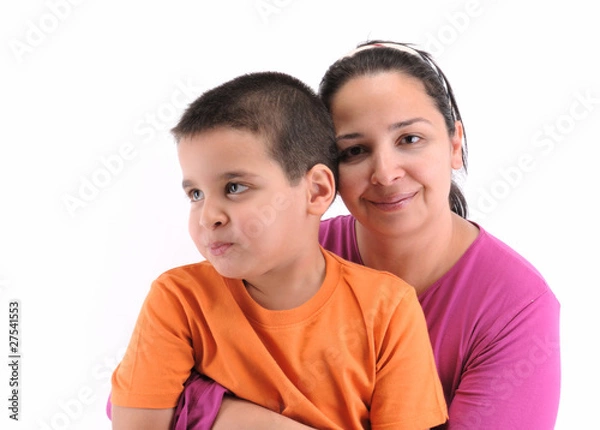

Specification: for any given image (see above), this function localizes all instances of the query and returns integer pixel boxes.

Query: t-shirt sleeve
[370,286,448,429]
[111,275,196,408]
[447,289,560,429]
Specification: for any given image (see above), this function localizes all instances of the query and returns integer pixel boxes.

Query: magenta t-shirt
[319,215,560,429]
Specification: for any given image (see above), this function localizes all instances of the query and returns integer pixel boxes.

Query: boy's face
[178,127,311,281]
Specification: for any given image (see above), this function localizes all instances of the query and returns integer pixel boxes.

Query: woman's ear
[450,121,464,170]
[305,163,336,217]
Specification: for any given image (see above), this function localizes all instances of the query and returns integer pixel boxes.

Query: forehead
[179,127,269,156]
[177,127,282,178]
[331,72,439,122]
[338,72,429,103]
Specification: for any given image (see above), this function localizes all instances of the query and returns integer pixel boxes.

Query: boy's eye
[227,183,248,194]
[189,189,204,202]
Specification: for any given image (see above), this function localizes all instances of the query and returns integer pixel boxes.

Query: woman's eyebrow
[388,117,433,131]
[336,132,363,142]
[336,117,433,142]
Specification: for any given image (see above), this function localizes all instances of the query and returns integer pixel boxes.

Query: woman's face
[330,71,463,237]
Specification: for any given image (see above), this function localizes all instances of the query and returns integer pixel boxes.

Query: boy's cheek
[187,222,204,250]
[192,238,208,259]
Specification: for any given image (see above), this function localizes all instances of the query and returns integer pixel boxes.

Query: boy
[110,72,447,429]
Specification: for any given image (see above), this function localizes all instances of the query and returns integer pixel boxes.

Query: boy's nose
[199,198,228,229]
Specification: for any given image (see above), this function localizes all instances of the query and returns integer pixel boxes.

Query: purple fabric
[106,371,229,430]
[171,371,230,430]
[106,392,112,420]
[319,215,561,430]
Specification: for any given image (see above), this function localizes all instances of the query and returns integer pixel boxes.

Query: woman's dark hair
[319,41,468,218]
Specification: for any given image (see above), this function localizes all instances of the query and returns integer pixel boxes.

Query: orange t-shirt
[111,249,447,429]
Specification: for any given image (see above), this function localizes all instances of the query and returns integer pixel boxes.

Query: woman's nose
[371,149,404,185]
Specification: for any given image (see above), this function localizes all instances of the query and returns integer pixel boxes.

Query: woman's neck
[356,212,478,295]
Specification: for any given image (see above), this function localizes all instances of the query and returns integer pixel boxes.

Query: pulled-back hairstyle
[172,71,338,188]
[319,41,468,218]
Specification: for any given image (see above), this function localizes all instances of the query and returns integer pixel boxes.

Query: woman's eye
[402,135,421,145]
[339,146,366,161]
[227,183,248,194]
[189,189,203,202]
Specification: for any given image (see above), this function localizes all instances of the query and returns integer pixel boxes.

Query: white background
[1,0,598,428]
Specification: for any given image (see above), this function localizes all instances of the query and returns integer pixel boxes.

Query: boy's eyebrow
[181,171,260,189]
[336,117,432,141]
[221,171,260,180]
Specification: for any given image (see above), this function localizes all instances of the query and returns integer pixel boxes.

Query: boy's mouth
[208,242,233,256]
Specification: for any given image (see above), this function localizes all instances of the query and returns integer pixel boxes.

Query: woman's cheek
[337,164,363,199]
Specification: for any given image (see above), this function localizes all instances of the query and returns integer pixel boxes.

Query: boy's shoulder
[141,260,246,315]
[160,259,217,278]
[324,248,414,298]
[152,260,227,295]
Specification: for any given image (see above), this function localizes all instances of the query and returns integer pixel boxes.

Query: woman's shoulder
[423,223,557,320]
[423,224,560,361]
[320,214,354,236]
[319,214,361,263]
[472,225,548,287]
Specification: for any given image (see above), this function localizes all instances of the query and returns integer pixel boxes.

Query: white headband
[341,42,423,60]
[341,42,450,99]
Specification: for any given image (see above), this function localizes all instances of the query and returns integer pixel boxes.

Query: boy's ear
[305,164,336,216]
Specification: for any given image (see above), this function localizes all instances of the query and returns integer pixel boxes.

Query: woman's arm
[447,290,560,429]
[168,373,315,429]
[212,396,316,430]
[111,406,174,430]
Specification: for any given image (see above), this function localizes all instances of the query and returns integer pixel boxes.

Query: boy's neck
[243,247,327,311]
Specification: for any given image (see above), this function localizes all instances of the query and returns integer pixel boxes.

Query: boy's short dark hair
[172,72,339,186]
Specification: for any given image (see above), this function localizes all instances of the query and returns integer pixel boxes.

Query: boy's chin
[208,260,253,281]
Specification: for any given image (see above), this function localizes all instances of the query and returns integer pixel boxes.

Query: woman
[111,41,561,429]
[315,41,560,429]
